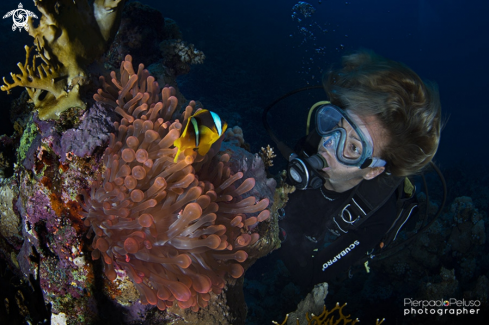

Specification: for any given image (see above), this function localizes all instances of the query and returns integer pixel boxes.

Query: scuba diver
[271,50,442,289]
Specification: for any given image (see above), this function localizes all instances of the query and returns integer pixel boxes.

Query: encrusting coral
[160,39,205,76]
[81,55,270,311]
[0,185,20,239]
[1,0,126,120]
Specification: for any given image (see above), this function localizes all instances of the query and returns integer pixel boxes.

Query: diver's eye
[345,142,361,159]
[351,144,360,154]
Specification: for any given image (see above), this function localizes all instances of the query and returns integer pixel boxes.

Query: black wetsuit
[278,183,397,288]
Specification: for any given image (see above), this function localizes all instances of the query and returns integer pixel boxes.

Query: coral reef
[0,2,279,324]
[225,126,246,147]
[274,170,296,205]
[274,298,385,325]
[1,0,126,120]
[420,267,459,301]
[101,1,201,106]
[0,134,15,178]
[102,1,168,70]
[59,102,119,162]
[160,39,205,76]
[0,49,277,323]
[284,282,329,325]
[0,185,20,239]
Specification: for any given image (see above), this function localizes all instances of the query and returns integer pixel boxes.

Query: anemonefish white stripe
[210,111,223,136]
[190,117,200,146]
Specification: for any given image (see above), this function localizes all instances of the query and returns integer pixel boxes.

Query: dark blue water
[1,0,487,323]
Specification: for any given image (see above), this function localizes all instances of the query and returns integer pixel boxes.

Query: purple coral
[60,102,118,162]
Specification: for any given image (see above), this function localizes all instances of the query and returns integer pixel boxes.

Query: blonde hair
[323,50,442,177]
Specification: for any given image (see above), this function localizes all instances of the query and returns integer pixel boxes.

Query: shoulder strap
[330,174,404,235]
[381,177,418,246]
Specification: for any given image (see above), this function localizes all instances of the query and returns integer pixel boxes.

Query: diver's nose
[323,136,335,149]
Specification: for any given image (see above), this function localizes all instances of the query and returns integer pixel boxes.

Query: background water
[0,0,487,323]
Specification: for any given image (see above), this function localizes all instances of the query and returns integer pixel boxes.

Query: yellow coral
[260,144,277,168]
[273,303,385,325]
[1,45,85,120]
[1,0,126,120]
[275,170,296,202]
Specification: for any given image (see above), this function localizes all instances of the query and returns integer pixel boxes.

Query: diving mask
[316,104,386,169]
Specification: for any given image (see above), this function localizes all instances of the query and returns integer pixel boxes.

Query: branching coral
[81,55,270,311]
[273,303,385,325]
[1,0,126,120]
[259,144,277,168]
[2,44,85,120]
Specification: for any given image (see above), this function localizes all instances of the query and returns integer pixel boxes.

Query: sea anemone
[80,55,270,311]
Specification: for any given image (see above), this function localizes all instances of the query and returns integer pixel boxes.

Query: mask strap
[362,157,387,169]
[306,101,331,135]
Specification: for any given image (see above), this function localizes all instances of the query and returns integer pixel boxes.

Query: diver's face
[317,113,386,192]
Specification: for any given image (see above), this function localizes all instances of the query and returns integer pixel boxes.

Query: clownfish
[173,109,227,161]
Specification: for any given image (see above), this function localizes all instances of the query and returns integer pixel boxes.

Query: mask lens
[322,131,363,160]
[322,131,340,150]
[318,105,367,166]
[339,119,363,160]
[316,106,344,135]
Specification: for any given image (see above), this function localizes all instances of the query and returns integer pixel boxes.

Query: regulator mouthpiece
[287,153,328,190]
[306,154,328,170]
